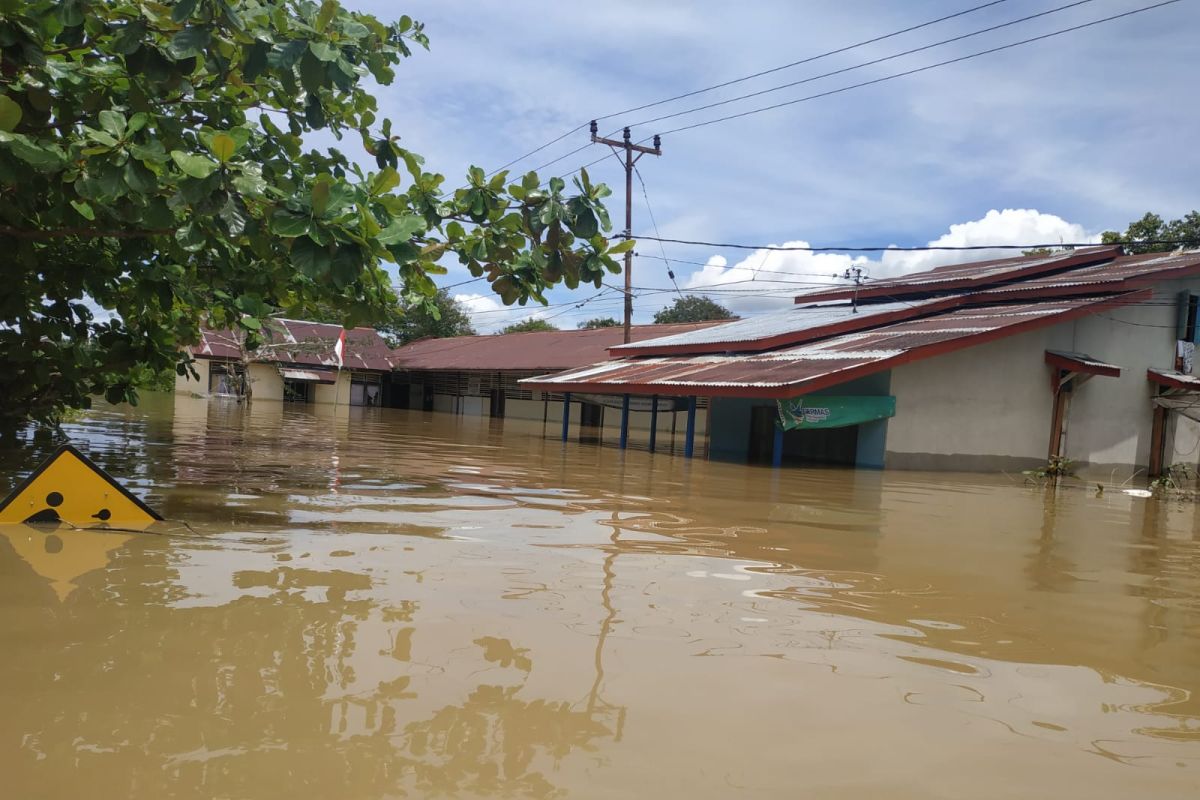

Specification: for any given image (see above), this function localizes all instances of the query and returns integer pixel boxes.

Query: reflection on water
[0,394,1198,798]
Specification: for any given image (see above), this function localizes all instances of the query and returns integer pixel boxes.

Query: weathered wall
[312,372,351,405]
[886,281,1200,474]
[1064,281,1189,472]
[887,326,1064,471]
[246,363,284,402]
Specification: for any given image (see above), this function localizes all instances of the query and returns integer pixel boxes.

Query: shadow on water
[0,395,1198,797]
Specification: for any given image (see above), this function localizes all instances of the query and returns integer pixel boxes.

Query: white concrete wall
[175,358,210,395]
[887,324,1067,471]
[886,280,1200,473]
[246,363,284,401]
[313,372,350,405]
[1059,283,1183,470]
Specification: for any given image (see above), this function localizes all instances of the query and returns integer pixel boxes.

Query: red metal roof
[521,292,1152,399]
[1044,350,1121,378]
[391,322,717,372]
[790,246,1123,304]
[976,250,1200,299]
[1147,368,1200,392]
[189,319,398,371]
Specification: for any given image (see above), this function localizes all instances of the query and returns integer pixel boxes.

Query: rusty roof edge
[607,296,967,358]
[790,246,1124,305]
[520,291,1153,399]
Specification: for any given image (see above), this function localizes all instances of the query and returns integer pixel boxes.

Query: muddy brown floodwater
[0,395,1198,798]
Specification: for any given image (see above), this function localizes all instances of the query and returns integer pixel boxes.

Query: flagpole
[333,328,346,415]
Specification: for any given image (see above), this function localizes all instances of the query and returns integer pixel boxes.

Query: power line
[632,165,682,297]
[622,0,1098,131]
[629,236,1198,252]
[651,1,1183,139]
[486,1,1011,175]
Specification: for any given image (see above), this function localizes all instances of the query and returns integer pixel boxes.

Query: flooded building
[389,323,715,446]
[175,319,399,407]
[524,247,1200,476]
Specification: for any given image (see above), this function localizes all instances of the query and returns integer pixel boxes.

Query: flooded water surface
[1,395,1198,798]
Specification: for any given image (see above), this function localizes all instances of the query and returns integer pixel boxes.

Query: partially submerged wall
[886,282,1200,475]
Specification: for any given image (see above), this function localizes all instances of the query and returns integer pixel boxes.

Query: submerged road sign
[0,444,161,528]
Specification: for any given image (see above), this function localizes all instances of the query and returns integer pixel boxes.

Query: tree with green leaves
[577,317,619,329]
[379,288,475,345]
[0,0,629,432]
[1101,211,1200,254]
[500,318,557,334]
[652,295,734,324]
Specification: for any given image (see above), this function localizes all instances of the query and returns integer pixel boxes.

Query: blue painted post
[561,392,571,442]
[620,394,630,449]
[772,424,784,468]
[648,395,658,453]
[684,396,697,458]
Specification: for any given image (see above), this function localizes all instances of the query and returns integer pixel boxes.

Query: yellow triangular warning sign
[0,444,161,528]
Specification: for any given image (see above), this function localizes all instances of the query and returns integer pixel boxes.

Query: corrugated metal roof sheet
[609,299,943,357]
[1045,350,1121,377]
[189,319,398,371]
[1148,368,1200,391]
[390,322,717,372]
[522,293,1150,399]
[789,246,1123,304]
[978,250,1200,298]
[612,250,1200,359]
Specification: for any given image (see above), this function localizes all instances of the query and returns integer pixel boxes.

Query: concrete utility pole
[590,121,661,343]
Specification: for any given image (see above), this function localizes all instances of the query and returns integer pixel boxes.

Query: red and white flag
[334,329,345,368]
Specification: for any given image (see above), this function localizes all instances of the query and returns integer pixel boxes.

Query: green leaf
[316,0,338,32]
[168,26,211,60]
[220,196,247,236]
[175,222,206,252]
[208,132,237,162]
[330,245,362,288]
[241,316,262,330]
[98,109,126,138]
[299,50,326,93]
[376,214,425,244]
[445,221,465,241]
[130,140,168,164]
[369,167,400,196]
[270,210,310,237]
[607,238,636,256]
[569,208,598,239]
[70,200,95,221]
[123,160,156,193]
[171,0,199,24]
[310,41,339,62]
[311,174,333,216]
[5,135,65,171]
[170,150,217,179]
[305,95,327,128]
[0,95,22,132]
[293,236,331,277]
[243,40,270,81]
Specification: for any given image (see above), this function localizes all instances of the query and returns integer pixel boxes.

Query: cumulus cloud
[454,292,553,333]
[680,209,1100,316]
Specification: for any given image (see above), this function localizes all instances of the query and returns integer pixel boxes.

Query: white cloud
[876,208,1097,277]
[454,292,554,334]
[681,208,1099,316]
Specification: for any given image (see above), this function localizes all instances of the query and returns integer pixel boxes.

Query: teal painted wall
[707,372,892,467]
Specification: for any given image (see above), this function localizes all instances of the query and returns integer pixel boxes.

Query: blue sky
[340,0,1199,330]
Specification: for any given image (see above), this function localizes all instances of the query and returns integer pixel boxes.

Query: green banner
[777,396,896,431]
